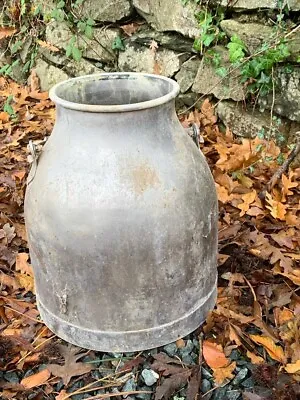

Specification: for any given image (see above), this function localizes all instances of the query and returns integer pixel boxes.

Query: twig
[266,135,300,191]
[198,332,204,400]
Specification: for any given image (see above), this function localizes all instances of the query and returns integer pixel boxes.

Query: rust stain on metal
[131,163,160,195]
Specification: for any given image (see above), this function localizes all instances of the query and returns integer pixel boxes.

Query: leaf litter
[0,76,300,399]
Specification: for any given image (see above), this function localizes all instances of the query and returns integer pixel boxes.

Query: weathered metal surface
[24,72,218,352]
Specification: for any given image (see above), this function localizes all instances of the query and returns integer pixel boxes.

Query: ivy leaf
[86,18,95,26]
[85,25,93,39]
[11,40,23,54]
[65,44,72,58]
[112,36,125,51]
[202,33,215,47]
[72,46,82,61]
[57,0,65,8]
[227,35,246,63]
[216,66,228,77]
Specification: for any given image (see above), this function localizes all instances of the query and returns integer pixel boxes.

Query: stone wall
[30,0,300,137]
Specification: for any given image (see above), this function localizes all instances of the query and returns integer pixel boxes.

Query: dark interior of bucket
[55,75,174,106]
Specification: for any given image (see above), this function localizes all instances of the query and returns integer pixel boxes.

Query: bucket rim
[49,72,180,113]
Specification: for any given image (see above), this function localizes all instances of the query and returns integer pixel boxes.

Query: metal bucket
[24,73,218,352]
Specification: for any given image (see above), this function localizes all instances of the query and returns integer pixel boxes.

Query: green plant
[240,41,290,96]
[193,8,225,54]
[0,0,97,80]
[112,36,125,51]
[3,95,17,119]
[66,36,82,61]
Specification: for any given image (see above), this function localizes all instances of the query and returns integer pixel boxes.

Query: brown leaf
[246,350,264,365]
[119,356,144,372]
[21,368,50,389]
[36,39,59,52]
[271,228,295,249]
[0,27,16,40]
[151,360,185,376]
[285,360,300,374]
[249,335,286,363]
[47,345,92,385]
[120,22,142,36]
[155,370,191,400]
[15,272,35,293]
[152,353,182,365]
[265,192,287,221]
[15,253,33,276]
[203,341,229,369]
[176,338,185,349]
[237,190,257,216]
[1,223,16,244]
[186,366,201,400]
[149,40,158,52]
[213,361,236,385]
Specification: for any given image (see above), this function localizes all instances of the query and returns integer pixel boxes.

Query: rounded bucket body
[24,73,218,352]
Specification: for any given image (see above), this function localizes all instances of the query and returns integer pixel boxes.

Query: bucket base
[37,282,217,352]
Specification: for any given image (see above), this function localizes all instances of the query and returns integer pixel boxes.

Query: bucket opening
[50,73,180,112]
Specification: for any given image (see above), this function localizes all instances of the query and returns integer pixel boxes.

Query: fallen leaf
[213,361,236,385]
[0,27,16,40]
[275,308,294,325]
[15,253,33,276]
[149,40,158,52]
[16,272,35,293]
[203,340,229,369]
[21,368,50,389]
[120,22,141,36]
[246,350,264,364]
[47,345,92,385]
[249,335,286,363]
[37,39,59,52]
[281,171,297,201]
[265,192,287,221]
[271,228,295,249]
[155,369,191,400]
[186,366,201,400]
[237,190,257,216]
[285,360,300,374]
[119,356,144,372]
[176,338,185,349]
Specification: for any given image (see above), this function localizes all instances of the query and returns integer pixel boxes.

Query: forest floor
[0,74,300,400]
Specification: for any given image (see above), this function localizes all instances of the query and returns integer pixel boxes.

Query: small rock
[181,354,195,365]
[175,58,201,93]
[229,349,241,361]
[201,378,212,393]
[212,386,228,400]
[141,369,159,386]
[232,367,249,385]
[202,367,213,380]
[122,378,137,396]
[163,343,178,357]
[179,339,194,356]
[136,386,152,400]
[241,377,255,388]
[226,390,242,400]
[4,371,19,383]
